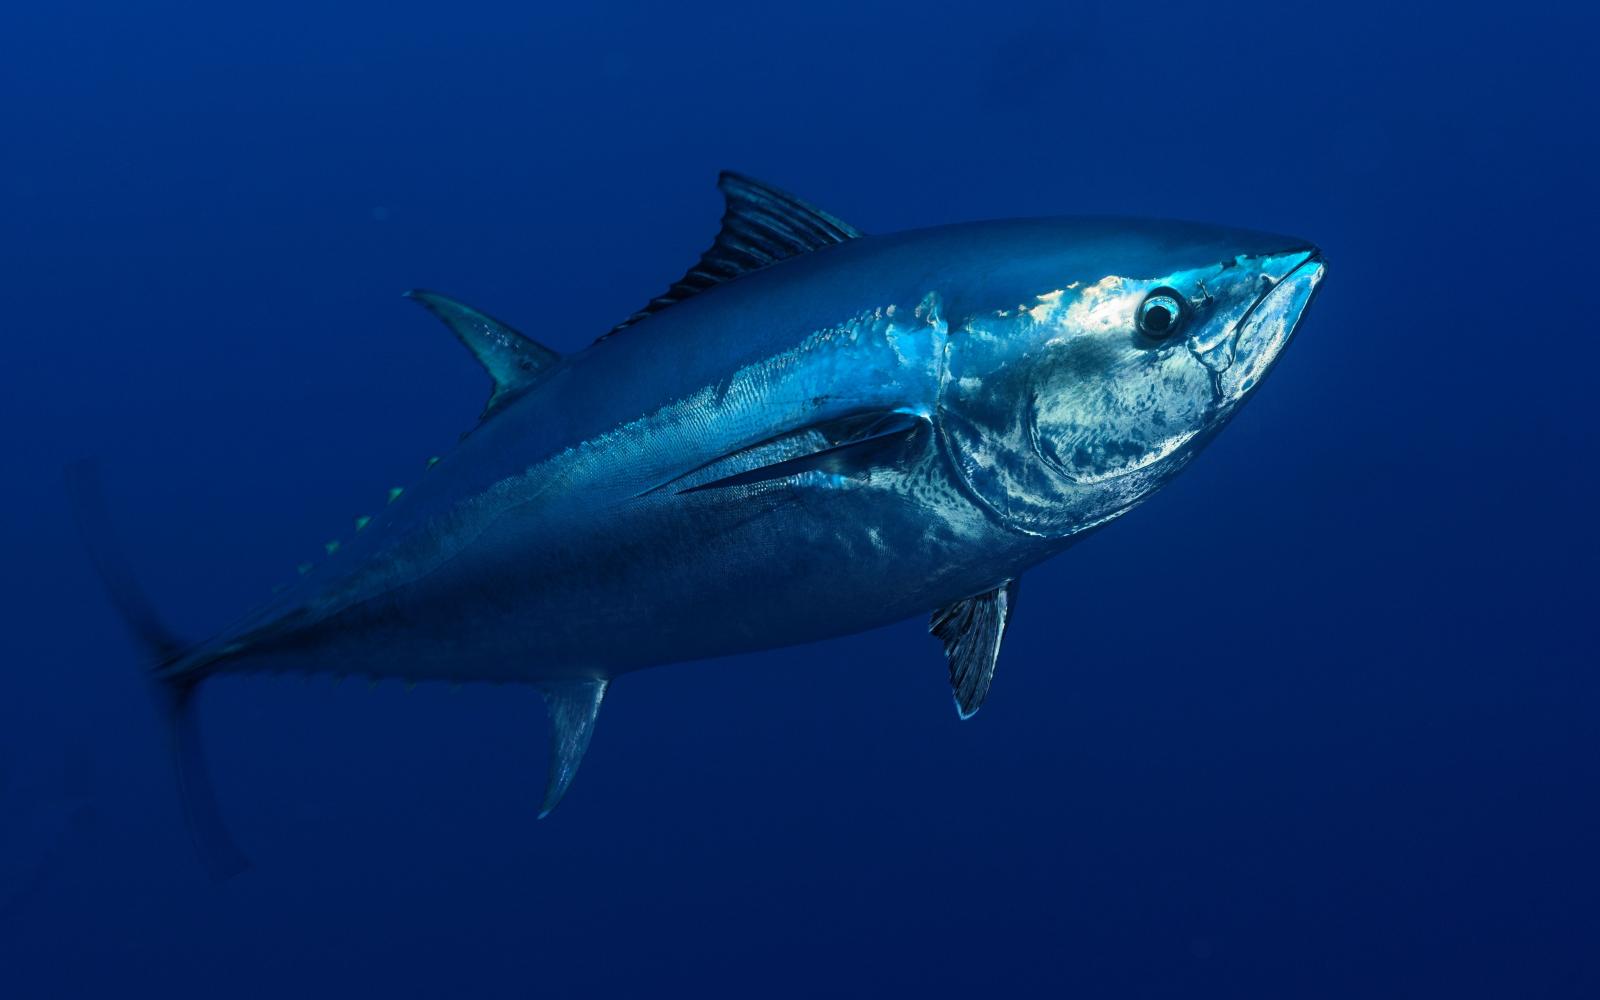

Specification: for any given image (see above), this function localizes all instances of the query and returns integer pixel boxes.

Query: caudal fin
[63,461,249,879]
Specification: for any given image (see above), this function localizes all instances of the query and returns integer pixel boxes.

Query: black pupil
[1145,302,1173,334]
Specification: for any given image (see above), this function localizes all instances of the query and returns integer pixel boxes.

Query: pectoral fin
[678,410,928,495]
[930,579,1020,719]
[537,678,608,818]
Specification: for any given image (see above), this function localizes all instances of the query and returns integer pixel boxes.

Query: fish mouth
[1215,248,1325,400]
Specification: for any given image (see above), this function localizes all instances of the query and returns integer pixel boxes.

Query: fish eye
[1137,290,1185,339]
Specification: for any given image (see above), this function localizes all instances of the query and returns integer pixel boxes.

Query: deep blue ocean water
[3,2,1596,996]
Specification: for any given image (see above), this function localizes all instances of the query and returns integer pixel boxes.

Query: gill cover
[939,248,1322,538]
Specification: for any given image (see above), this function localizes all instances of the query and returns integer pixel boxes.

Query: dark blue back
[3,2,1596,997]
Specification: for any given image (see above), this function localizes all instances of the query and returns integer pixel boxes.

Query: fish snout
[1216,248,1325,400]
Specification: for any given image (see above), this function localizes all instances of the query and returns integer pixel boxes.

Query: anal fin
[930,579,1020,719]
[537,678,608,818]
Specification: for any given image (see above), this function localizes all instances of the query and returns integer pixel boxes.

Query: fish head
[938,218,1324,537]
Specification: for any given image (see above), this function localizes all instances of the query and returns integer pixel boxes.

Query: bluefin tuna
[71,173,1324,873]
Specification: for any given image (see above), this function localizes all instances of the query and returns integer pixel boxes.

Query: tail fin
[64,461,250,879]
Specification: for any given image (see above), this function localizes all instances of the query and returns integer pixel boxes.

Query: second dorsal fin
[404,290,561,418]
[605,172,863,337]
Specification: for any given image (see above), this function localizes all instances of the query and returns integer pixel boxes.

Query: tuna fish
[70,173,1324,873]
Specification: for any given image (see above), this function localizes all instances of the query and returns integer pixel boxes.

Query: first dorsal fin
[605,172,863,337]
[536,678,608,818]
[404,290,560,418]
[931,579,1020,720]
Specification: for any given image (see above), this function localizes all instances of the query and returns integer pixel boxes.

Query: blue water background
[2,1,1596,996]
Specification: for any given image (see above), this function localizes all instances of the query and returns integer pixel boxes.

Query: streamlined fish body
[74,175,1323,869]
